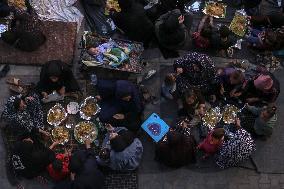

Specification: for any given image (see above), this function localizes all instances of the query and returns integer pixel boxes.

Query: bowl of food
[51,126,69,145]
[67,102,79,115]
[47,103,67,126]
[202,107,222,129]
[203,1,226,18]
[74,121,98,144]
[80,96,101,120]
[222,104,239,124]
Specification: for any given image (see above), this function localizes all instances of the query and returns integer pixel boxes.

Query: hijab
[110,130,135,152]
[46,60,63,78]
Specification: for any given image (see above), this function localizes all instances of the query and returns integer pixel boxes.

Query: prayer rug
[0,21,77,65]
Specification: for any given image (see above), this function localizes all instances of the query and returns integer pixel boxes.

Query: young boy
[47,152,71,181]
[197,128,225,158]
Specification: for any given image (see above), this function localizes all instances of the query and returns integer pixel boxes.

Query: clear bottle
[90,74,97,86]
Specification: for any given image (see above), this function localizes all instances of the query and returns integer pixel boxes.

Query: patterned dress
[2,93,44,132]
[215,128,256,169]
[173,52,217,94]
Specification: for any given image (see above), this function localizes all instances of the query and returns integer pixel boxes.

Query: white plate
[67,102,79,115]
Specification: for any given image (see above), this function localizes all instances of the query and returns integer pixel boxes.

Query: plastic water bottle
[91,74,97,86]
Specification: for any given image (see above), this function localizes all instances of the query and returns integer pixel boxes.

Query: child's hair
[230,70,245,83]
[201,25,213,39]
[212,128,225,140]
[52,159,63,172]
[219,25,231,38]
[164,73,176,86]
[263,105,277,119]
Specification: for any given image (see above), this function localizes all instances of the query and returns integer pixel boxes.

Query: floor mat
[0,21,77,65]
[104,171,138,189]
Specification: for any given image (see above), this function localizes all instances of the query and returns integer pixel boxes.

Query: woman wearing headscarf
[241,73,280,104]
[110,0,154,47]
[173,52,217,95]
[155,9,192,51]
[155,127,196,168]
[1,0,46,52]
[1,93,50,137]
[215,120,256,169]
[36,60,80,99]
[96,79,143,132]
[97,126,143,171]
[11,136,58,179]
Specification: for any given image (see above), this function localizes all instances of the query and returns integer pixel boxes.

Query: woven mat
[0,21,77,65]
[104,171,138,189]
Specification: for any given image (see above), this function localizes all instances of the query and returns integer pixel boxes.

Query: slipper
[6,77,21,86]
[9,85,26,94]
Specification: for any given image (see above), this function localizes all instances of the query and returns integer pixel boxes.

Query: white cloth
[29,0,84,31]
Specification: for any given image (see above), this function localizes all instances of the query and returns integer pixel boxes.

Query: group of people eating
[0,0,283,188]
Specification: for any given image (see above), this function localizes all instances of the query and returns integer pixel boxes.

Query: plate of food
[80,96,101,120]
[229,11,248,37]
[222,104,239,124]
[51,126,69,145]
[105,0,121,15]
[67,102,79,115]
[47,103,67,126]
[74,121,98,144]
[203,1,227,18]
[202,107,222,129]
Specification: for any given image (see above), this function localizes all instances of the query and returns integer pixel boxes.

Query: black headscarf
[110,130,135,152]
[46,60,63,78]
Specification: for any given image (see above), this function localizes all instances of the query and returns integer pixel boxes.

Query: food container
[67,102,79,115]
[202,107,222,129]
[47,103,67,126]
[203,1,227,18]
[74,121,98,144]
[222,104,240,124]
[51,126,69,145]
[229,9,248,37]
[79,96,101,120]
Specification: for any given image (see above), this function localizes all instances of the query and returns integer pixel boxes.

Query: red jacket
[47,154,70,181]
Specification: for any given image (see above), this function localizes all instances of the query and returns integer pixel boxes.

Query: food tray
[222,104,239,124]
[79,96,101,120]
[229,10,248,37]
[203,1,227,18]
[47,103,67,126]
[202,107,222,129]
[74,121,98,144]
[51,126,69,145]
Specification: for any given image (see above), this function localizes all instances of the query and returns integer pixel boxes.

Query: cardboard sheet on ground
[141,113,169,142]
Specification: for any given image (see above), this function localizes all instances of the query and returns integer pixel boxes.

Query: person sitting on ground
[243,104,277,139]
[54,139,105,189]
[197,128,225,159]
[1,0,46,52]
[96,79,143,132]
[47,148,72,182]
[155,129,196,168]
[173,52,217,95]
[249,13,284,29]
[212,25,236,57]
[178,89,206,119]
[155,9,192,50]
[1,93,50,137]
[215,119,255,169]
[161,73,176,100]
[97,126,143,171]
[36,60,81,100]
[241,73,280,104]
[11,136,58,179]
[217,67,245,99]
[110,0,154,47]
[192,15,213,49]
